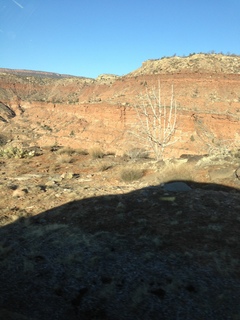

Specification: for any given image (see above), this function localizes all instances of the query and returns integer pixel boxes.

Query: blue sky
[1,0,240,78]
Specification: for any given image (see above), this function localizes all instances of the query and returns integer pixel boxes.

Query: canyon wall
[1,54,240,158]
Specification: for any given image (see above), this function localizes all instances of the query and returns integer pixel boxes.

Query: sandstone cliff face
[0,54,240,158]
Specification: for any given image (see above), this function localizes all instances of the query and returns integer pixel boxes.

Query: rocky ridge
[129,53,240,76]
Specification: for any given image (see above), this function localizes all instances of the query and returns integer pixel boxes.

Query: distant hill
[128,53,240,76]
[0,67,89,79]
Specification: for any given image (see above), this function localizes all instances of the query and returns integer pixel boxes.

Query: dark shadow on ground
[0,180,240,320]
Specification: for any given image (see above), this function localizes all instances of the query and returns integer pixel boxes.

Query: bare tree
[132,81,178,160]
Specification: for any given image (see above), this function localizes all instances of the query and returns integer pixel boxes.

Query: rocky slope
[0,54,240,319]
[0,149,240,320]
[129,53,240,75]
[0,53,240,157]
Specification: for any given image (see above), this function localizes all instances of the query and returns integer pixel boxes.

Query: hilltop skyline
[1,0,240,78]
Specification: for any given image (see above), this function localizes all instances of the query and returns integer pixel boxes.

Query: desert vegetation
[132,81,177,160]
[90,148,105,159]
[0,145,38,159]
[0,134,8,146]
[120,168,145,182]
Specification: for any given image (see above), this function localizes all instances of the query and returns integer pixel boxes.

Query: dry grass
[125,148,149,160]
[99,164,113,172]
[56,153,73,164]
[90,148,105,159]
[56,147,88,156]
[120,168,145,182]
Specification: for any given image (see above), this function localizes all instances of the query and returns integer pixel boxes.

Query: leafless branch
[131,81,178,160]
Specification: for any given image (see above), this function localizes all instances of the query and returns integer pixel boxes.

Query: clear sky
[1,0,240,78]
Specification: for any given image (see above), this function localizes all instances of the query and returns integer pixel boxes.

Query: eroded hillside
[0,53,240,157]
[1,54,240,320]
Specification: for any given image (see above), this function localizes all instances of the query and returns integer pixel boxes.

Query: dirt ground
[0,148,240,319]
[1,54,240,319]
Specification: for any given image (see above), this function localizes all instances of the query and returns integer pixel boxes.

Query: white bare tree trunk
[132,81,178,160]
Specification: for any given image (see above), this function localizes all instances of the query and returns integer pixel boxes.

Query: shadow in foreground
[0,180,240,320]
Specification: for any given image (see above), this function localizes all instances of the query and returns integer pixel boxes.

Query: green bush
[0,146,36,159]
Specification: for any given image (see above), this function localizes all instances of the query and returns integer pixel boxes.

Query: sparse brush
[229,148,240,158]
[56,154,73,164]
[120,168,144,182]
[74,148,89,155]
[105,151,116,157]
[0,146,36,159]
[0,134,8,147]
[99,164,113,171]
[125,148,149,160]
[90,148,105,159]
[56,147,76,155]
[49,145,62,152]
[56,147,88,156]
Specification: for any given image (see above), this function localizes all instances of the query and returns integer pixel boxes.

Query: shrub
[125,148,149,160]
[41,124,52,132]
[56,154,73,164]
[99,164,113,172]
[0,134,8,147]
[90,148,105,159]
[56,147,76,156]
[120,168,144,182]
[55,147,88,156]
[0,146,36,159]
[73,148,89,155]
